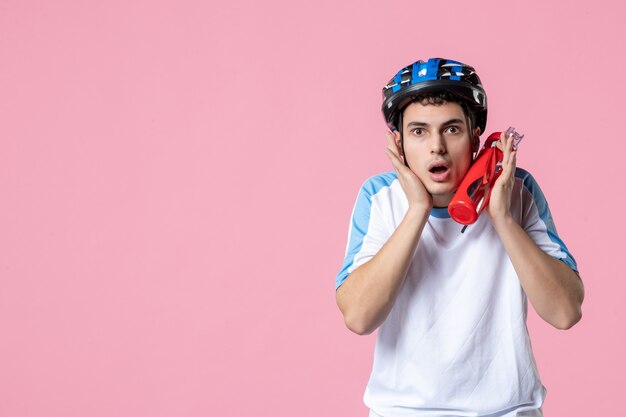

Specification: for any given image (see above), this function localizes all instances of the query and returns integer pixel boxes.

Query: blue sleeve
[516,168,578,271]
[335,173,397,289]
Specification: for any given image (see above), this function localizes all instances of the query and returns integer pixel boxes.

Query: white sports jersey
[336,168,577,417]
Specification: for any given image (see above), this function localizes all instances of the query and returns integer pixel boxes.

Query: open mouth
[428,161,450,181]
[429,166,448,174]
[428,162,449,174]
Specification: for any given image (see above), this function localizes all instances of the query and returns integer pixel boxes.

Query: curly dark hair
[399,91,478,136]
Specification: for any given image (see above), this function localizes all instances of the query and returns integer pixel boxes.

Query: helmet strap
[398,112,411,169]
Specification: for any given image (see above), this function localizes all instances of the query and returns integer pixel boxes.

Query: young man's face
[398,101,478,208]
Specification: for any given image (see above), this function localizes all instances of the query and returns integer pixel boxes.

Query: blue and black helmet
[382,58,487,134]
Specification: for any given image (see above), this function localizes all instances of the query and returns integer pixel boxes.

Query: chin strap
[398,113,411,169]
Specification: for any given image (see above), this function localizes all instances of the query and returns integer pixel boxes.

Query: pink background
[1,0,624,416]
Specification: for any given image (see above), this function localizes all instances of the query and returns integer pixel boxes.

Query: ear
[392,130,403,155]
[471,128,481,153]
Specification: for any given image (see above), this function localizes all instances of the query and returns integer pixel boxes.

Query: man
[335,58,584,417]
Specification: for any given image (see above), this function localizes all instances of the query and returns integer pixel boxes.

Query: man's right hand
[337,132,432,335]
[385,131,433,212]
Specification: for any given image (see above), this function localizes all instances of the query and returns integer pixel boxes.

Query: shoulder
[352,171,406,222]
[514,167,540,189]
[358,171,398,196]
[513,167,548,203]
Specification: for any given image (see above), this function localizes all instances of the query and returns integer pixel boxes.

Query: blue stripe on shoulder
[515,168,578,270]
[336,172,398,289]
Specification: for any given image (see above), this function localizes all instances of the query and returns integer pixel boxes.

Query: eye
[410,128,424,136]
[446,126,461,134]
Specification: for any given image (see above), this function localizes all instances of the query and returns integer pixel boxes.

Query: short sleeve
[335,173,397,289]
[515,168,578,271]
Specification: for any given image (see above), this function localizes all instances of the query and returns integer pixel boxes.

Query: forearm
[492,215,584,329]
[336,207,429,335]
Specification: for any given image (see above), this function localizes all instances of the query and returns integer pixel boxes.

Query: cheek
[402,141,427,164]
[460,151,472,176]
[457,158,472,178]
[452,146,474,175]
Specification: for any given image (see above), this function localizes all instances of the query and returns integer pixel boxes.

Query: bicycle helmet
[382,58,487,134]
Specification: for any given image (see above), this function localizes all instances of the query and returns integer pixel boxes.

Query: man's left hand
[487,131,517,223]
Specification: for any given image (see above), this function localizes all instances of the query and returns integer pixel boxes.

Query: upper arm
[335,174,396,289]
[516,169,578,271]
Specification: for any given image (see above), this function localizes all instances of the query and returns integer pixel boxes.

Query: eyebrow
[406,118,465,128]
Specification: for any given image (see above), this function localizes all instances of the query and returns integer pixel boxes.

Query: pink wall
[1,0,623,415]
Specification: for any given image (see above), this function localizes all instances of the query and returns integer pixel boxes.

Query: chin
[428,182,461,206]
[427,182,457,196]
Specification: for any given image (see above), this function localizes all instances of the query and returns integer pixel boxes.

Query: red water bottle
[448,127,524,226]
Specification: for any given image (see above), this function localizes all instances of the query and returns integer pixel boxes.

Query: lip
[428,160,451,182]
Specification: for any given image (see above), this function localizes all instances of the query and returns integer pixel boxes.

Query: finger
[387,130,407,166]
[508,150,517,171]
[385,147,405,172]
[499,150,517,186]
[495,138,512,157]
[386,131,400,157]
[501,132,514,165]
[393,131,406,163]
[496,131,506,151]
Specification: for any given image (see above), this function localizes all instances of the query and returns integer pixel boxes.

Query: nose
[430,133,446,154]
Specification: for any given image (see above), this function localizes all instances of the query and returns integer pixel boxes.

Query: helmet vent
[381,58,488,133]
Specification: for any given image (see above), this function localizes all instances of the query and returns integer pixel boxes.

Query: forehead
[402,101,466,125]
